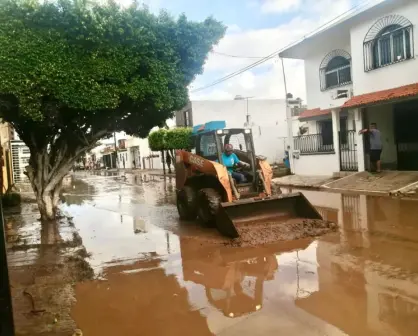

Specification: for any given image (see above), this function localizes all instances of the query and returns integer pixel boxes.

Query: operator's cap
[224,144,233,151]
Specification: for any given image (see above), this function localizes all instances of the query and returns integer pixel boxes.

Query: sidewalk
[273,171,418,196]
[272,175,336,189]
[5,203,91,336]
[323,170,418,196]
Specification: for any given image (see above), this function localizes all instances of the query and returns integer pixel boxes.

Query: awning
[299,108,331,120]
[343,82,418,109]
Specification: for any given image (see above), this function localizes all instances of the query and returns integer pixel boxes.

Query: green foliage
[149,127,192,151]
[148,129,167,151]
[165,127,193,150]
[0,0,225,150]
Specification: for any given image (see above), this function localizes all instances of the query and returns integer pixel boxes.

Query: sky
[116,0,377,104]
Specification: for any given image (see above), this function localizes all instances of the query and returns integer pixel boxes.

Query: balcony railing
[294,134,334,154]
[363,25,413,72]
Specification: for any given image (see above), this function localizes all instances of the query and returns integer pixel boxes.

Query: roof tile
[299,108,331,120]
[343,83,418,109]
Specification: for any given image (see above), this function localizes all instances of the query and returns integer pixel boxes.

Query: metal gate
[339,130,358,171]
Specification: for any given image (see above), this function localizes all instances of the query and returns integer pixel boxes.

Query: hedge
[148,127,192,151]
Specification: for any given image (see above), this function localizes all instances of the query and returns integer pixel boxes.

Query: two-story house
[279,0,418,176]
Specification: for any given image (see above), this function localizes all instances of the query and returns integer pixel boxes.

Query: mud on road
[6,171,418,336]
[229,218,338,247]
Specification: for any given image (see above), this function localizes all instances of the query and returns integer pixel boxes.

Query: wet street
[7,171,418,335]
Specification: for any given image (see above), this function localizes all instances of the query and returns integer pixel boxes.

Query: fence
[339,130,358,171]
[294,134,334,154]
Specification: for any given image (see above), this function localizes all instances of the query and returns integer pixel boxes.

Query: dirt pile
[228,218,338,247]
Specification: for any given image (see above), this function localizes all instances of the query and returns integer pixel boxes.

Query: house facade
[125,135,163,170]
[175,99,294,164]
[280,0,418,176]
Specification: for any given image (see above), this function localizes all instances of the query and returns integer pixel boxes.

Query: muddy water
[61,172,418,335]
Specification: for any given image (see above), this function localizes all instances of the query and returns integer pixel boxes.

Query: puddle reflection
[65,174,418,335]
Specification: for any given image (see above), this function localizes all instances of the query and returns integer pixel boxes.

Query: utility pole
[0,199,15,335]
[281,57,294,174]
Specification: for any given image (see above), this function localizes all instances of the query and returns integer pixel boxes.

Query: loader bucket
[215,192,322,238]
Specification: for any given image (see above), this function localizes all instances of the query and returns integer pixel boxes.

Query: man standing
[221,144,249,183]
[359,123,382,173]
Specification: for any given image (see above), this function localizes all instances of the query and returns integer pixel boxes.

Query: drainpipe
[281,57,294,174]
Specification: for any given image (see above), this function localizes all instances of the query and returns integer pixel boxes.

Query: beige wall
[0,122,15,191]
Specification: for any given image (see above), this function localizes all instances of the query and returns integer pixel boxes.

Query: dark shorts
[370,149,382,162]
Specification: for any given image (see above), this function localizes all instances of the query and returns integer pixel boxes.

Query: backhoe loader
[175,120,321,238]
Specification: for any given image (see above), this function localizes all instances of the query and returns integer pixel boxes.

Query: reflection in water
[133,218,147,233]
[65,174,418,336]
[180,237,311,319]
[73,257,213,336]
[293,190,418,336]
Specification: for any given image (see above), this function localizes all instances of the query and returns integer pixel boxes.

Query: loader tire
[177,186,197,220]
[197,188,221,227]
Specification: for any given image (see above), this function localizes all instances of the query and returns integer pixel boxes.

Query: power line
[211,51,265,59]
[192,0,376,93]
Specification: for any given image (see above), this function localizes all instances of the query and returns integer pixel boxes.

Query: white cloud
[190,58,306,103]
[260,0,302,13]
[190,0,360,103]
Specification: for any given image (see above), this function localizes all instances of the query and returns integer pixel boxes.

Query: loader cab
[192,121,257,177]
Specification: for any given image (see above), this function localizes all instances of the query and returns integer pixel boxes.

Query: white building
[176,99,292,164]
[125,136,163,170]
[280,0,418,176]
[10,140,30,183]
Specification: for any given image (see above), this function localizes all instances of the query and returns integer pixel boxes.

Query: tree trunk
[161,150,166,175]
[166,150,172,174]
[35,181,63,221]
[27,151,73,221]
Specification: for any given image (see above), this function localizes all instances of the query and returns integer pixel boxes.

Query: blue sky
[127,0,377,102]
[144,0,296,30]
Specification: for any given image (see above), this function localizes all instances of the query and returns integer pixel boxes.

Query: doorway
[394,99,418,171]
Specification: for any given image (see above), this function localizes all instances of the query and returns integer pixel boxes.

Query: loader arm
[176,150,234,202]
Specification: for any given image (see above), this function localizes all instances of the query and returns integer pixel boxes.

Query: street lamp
[234,95,255,126]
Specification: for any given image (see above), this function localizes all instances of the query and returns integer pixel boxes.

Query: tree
[0,0,225,220]
[148,127,193,151]
[149,127,192,174]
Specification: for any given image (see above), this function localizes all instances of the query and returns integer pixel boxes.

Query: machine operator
[221,144,250,184]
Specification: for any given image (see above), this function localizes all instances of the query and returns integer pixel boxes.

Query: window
[339,117,348,146]
[364,15,413,72]
[325,57,351,88]
[183,109,191,127]
[198,134,217,158]
[320,50,352,91]
[317,119,333,147]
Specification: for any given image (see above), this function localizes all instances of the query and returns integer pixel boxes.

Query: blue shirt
[221,153,240,172]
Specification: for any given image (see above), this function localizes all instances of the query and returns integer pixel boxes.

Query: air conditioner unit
[331,89,350,100]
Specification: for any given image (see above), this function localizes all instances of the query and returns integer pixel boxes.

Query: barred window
[320,50,352,91]
[364,15,413,72]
